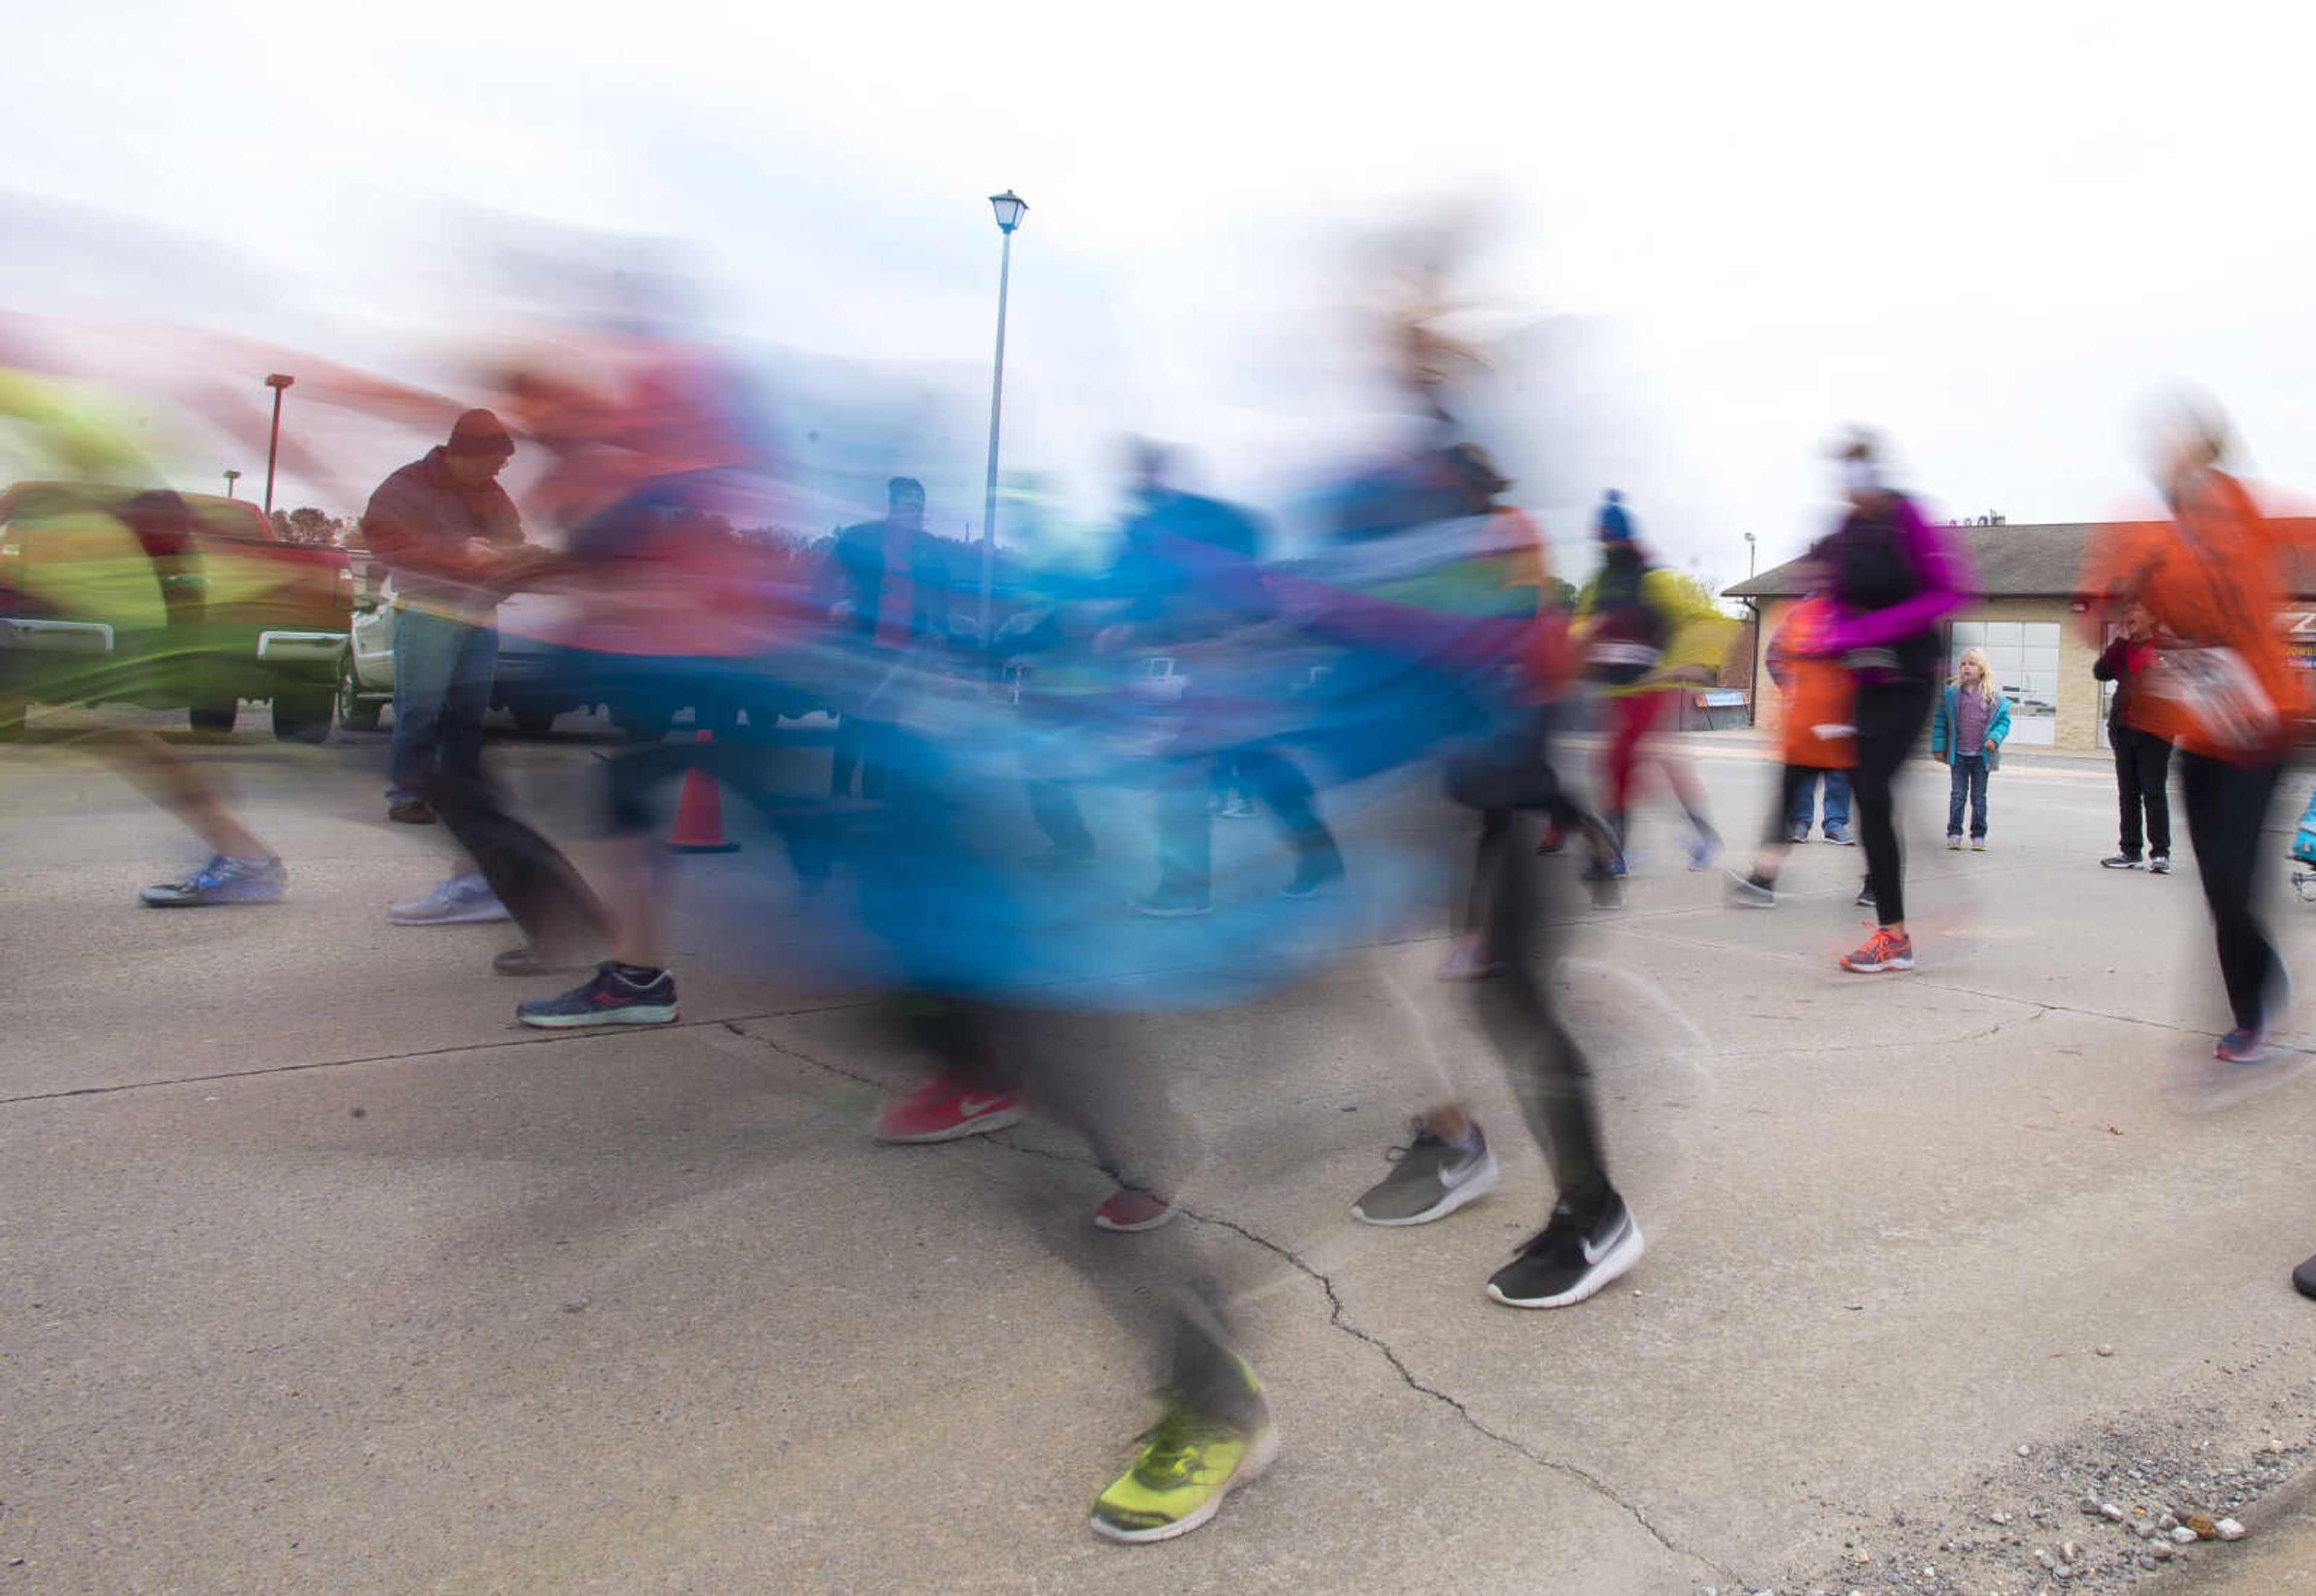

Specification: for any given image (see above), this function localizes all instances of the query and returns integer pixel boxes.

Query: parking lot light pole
[264,374,295,516]
[978,190,1026,658]
[223,468,241,499]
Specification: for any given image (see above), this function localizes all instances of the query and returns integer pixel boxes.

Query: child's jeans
[1947,755,1989,840]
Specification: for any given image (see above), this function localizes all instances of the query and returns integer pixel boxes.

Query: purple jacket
[1815,492,1976,678]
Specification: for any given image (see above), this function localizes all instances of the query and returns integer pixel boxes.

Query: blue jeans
[1785,768,1851,835]
[388,608,498,802]
[1947,755,1989,840]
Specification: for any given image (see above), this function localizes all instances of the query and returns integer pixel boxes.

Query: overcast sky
[10,0,2316,588]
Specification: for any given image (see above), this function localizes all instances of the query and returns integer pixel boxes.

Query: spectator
[1932,646,2012,850]
[816,477,949,799]
[2094,601,2172,872]
[361,409,527,830]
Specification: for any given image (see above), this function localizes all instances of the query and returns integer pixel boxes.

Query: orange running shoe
[1840,925,1915,973]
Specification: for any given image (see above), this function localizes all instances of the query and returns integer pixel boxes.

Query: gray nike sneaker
[1352,1122,1500,1226]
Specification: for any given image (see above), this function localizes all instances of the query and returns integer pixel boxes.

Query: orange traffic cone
[668,730,741,854]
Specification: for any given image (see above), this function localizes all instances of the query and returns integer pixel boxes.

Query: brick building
[1724,519,2316,752]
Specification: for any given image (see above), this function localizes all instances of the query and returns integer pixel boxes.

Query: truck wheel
[271,687,335,744]
[0,695,26,740]
[337,656,381,731]
[511,705,556,737]
[189,700,239,734]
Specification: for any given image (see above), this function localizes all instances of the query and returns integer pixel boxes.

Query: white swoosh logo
[957,1095,1007,1117]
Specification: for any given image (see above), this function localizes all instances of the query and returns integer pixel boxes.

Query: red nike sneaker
[872,1073,1024,1144]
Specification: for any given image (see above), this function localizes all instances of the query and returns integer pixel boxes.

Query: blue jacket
[1932,684,2013,770]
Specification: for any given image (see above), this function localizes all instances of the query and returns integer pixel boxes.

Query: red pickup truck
[0,481,354,739]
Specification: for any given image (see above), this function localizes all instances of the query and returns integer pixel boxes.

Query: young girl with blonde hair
[1931,646,2012,849]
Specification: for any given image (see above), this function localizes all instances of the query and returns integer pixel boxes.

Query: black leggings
[2178,752,2285,1030]
[1850,678,1936,926]
[1444,725,1610,1206]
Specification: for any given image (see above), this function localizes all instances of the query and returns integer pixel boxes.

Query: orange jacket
[1768,598,1855,768]
[2078,472,2306,762]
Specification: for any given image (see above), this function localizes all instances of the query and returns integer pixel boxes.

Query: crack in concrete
[724,1025,1747,1582]
[1175,1203,1745,1588]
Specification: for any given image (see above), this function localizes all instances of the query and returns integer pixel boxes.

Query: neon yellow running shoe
[1089,1393,1279,1543]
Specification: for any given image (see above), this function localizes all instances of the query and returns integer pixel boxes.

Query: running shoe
[1970,837,1988,851]
[873,1073,1022,1143]
[1785,824,1811,844]
[1485,1189,1643,1308]
[516,963,679,1028]
[2150,854,2171,874]
[1687,830,1723,872]
[387,798,437,825]
[1093,1187,1180,1232]
[1945,834,1962,851]
[2101,853,2144,869]
[1854,880,1877,908]
[2216,1025,2272,1064]
[1840,926,1914,973]
[1351,1123,1499,1226]
[1724,870,1776,908]
[387,871,513,926]
[1823,825,1855,845]
[139,854,286,907]
[1090,1373,1277,1543]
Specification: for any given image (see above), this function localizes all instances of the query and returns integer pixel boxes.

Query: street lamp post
[223,468,242,499]
[1741,533,1759,726]
[977,189,1026,661]
[264,373,295,516]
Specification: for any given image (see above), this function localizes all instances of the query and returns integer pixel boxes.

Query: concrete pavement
[6,710,2316,1594]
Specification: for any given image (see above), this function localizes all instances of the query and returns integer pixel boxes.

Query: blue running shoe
[517,963,679,1029]
[139,854,286,907]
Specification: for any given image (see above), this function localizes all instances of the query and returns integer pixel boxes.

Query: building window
[1949,619,2060,746]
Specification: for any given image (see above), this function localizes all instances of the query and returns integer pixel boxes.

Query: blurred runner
[2080,397,2304,1060]
[815,476,951,800]
[1110,444,1341,918]
[1280,440,1642,1307]
[1575,490,1725,872]
[0,373,288,906]
[1726,546,1854,906]
[1803,434,1973,973]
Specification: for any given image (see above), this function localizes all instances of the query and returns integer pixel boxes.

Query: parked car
[338,576,824,740]
[0,481,352,740]
[338,580,594,736]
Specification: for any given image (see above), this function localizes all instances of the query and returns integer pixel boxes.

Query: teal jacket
[1932,684,2013,770]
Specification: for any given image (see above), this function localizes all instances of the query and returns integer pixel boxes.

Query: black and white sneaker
[2150,854,2171,875]
[1724,869,1775,908]
[1485,1190,1643,1308]
[1854,878,1876,909]
[2101,853,2143,870]
[517,963,679,1029]
[1351,1123,1499,1226]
